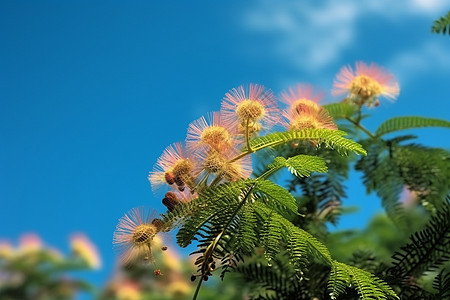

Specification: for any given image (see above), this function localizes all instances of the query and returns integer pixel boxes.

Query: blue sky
[1,0,449,292]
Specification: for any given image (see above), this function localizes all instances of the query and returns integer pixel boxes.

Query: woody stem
[345,117,376,139]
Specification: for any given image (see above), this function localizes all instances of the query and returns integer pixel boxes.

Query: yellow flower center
[171,159,193,177]
[201,126,231,149]
[290,115,321,130]
[132,224,157,245]
[291,99,320,114]
[350,75,383,98]
[203,151,227,173]
[236,99,265,122]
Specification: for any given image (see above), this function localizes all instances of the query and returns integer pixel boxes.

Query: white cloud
[245,1,357,71]
[243,0,449,75]
[388,41,450,84]
[411,0,448,14]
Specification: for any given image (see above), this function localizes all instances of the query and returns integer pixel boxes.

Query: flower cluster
[332,61,399,107]
[114,62,399,266]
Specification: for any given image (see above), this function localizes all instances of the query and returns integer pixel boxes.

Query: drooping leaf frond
[432,11,450,35]
[388,198,450,283]
[375,116,450,136]
[328,261,351,299]
[355,139,450,225]
[258,208,289,264]
[248,129,367,155]
[287,146,350,229]
[432,269,450,299]
[263,155,328,178]
[166,180,251,247]
[355,141,406,225]
[236,260,296,299]
[236,257,310,300]
[220,202,258,279]
[191,184,257,292]
[254,201,332,269]
[253,179,298,215]
[285,155,328,177]
[329,261,399,300]
[324,102,358,119]
[392,144,449,212]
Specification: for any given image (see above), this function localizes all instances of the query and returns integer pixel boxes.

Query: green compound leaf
[254,202,332,268]
[432,11,450,35]
[285,155,328,177]
[266,155,328,178]
[254,179,298,214]
[248,129,366,156]
[376,116,450,136]
[324,102,357,119]
[329,261,399,300]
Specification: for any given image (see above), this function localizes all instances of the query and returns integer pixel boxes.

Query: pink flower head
[221,84,280,135]
[19,233,42,253]
[186,112,238,153]
[283,105,337,131]
[332,62,400,107]
[113,207,164,265]
[280,84,336,131]
[148,142,195,192]
[193,146,252,183]
[70,233,101,269]
[161,189,198,212]
[280,84,325,115]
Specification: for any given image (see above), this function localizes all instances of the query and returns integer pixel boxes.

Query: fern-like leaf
[329,261,399,300]
[324,102,357,119]
[254,179,298,214]
[432,11,450,35]
[375,116,450,136]
[328,261,351,299]
[432,269,450,299]
[170,180,252,247]
[248,129,367,155]
[388,198,450,287]
[254,202,332,268]
[285,155,328,177]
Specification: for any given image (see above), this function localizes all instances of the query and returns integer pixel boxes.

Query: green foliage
[287,146,351,229]
[248,129,367,155]
[329,261,398,300]
[431,11,450,35]
[235,255,330,300]
[253,179,298,215]
[236,258,301,299]
[324,102,358,119]
[375,116,450,136]
[229,203,398,300]
[254,201,332,267]
[432,269,450,299]
[355,138,450,226]
[134,76,450,299]
[387,198,450,288]
[266,154,328,178]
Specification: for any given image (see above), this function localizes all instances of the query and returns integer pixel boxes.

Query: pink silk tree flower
[221,84,280,136]
[148,142,195,192]
[332,61,400,107]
